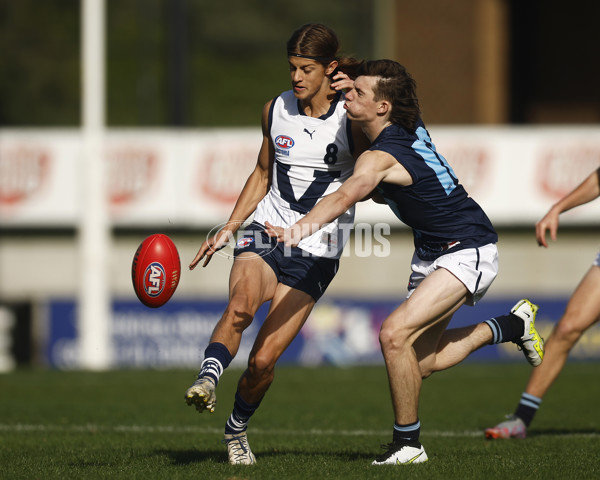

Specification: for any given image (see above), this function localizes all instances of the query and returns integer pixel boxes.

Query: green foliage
[1,0,374,127]
[1,364,599,479]
[0,0,80,126]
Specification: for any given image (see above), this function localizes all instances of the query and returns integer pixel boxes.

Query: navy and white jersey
[253,90,356,258]
[370,120,498,261]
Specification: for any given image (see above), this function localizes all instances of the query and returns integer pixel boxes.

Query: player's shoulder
[277,89,296,105]
[262,91,290,126]
[266,90,299,117]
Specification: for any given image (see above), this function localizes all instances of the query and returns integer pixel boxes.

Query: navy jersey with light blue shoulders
[370,120,498,261]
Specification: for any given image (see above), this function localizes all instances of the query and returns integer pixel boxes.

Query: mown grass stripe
[2,423,599,438]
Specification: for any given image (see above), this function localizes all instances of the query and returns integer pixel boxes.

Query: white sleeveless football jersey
[253,90,356,258]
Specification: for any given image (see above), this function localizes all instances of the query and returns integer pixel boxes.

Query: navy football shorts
[233,221,339,301]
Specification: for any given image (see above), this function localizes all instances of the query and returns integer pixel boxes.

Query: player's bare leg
[486,266,600,439]
[185,253,277,413]
[210,252,278,354]
[431,299,544,373]
[429,323,494,372]
[525,266,600,398]
[223,284,316,464]
[373,269,467,465]
[380,268,468,424]
[237,284,315,403]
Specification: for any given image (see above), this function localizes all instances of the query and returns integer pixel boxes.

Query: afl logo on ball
[144,262,166,297]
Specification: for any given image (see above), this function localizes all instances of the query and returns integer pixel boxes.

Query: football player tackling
[266,59,546,465]
[184,24,368,465]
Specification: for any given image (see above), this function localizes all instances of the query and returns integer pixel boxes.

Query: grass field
[1,363,599,479]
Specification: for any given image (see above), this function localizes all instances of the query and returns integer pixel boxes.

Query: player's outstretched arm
[265,151,394,246]
[190,101,274,269]
[189,228,234,269]
[535,167,600,248]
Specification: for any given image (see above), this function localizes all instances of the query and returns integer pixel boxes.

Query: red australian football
[132,234,181,308]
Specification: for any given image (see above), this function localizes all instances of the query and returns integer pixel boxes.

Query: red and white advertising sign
[1,127,598,228]
[104,133,173,226]
[0,131,79,225]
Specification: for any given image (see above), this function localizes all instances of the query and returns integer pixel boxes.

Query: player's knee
[247,349,276,380]
[379,324,410,352]
[554,315,586,346]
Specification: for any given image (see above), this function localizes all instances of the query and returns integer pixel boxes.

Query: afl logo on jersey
[275,135,294,149]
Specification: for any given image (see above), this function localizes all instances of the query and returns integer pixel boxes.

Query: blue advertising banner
[46,296,598,369]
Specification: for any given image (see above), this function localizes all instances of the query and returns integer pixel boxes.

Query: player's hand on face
[189,229,231,269]
[331,71,354,92]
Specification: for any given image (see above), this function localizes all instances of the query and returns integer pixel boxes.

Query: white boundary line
[1,424,598,438]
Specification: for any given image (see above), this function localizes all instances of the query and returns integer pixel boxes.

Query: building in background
[1,0,599,368]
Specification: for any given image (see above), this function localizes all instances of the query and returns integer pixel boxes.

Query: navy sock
[515,392,542,427]
[225,391,262,435]
[393,419,421,444]
[485,314,524,344]
[198,342,233,385]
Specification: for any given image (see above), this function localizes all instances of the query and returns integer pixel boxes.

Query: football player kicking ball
[184,24,369,465]
[485,167,600,439]
[265,59,545,465]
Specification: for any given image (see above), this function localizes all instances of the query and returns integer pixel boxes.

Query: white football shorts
[407,243,498,306]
